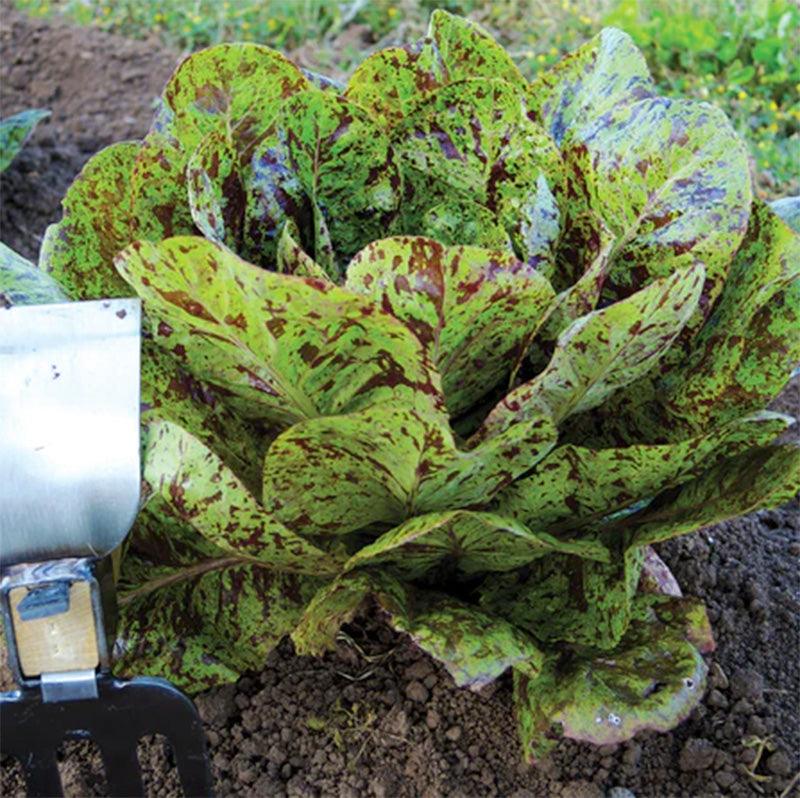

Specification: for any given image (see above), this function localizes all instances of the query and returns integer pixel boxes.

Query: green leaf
[343,510,608,580]
[480,546,643,651]
[247,89,402,269]
[161,43,309,157]
[420,200,514,250]
[393,79,563,251]
[0,242,69,307]
[496,412,792,533]
[0,108,49,172]
[528,28,654,145]
[345,10,526,128]
[115,236,443,427]
[513,595,710,761]
[263,401,556,537]
[345,237,555,415]
[661,200,800,429]
[277,221,335,282]
[142,419,341,575]
[623,445,800,549]
[562,97,751,308]
[40,142,139,299]
[480,264,704,436]
[770,196,800,233]
[115,554,321,690]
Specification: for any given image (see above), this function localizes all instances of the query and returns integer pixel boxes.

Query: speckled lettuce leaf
[528,28,654,146]
[661,200,800,429]
[480,546,643,651]
[115,554,321,690]
[277,220,334,282]
[292,569,543,689]
[263,401,556,537]
[115,236,443,427]
[481,264,704,436]
[513,595,710,761]
[496,412,792,534]
[345,237,555,415]
[420,200,514,250]
[345,10,525,127]
[161,42,309,157]
[242,88,401,271]
[0,108,49,172]
[343,510,608,580]
[0,242,69,307]
[563,98,751,310]
[143,419,340,575]
[623,444,800,549]
[393,79,563,253]
[40,141,139,299]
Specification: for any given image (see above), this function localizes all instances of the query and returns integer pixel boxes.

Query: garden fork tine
[0,299,213,797]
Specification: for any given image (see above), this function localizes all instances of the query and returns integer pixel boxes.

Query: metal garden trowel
[0,299,213,797]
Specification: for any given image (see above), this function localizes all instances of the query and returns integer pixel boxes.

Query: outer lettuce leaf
[563,97,751,309]
[115,555,321,690]
[292,570,542,689]
[0,108,50,172]
[143,419,340,575]
[343,510,608,579]
[262,402,555,536]
[527,28,654,146]
[345,237,555,415]
[480,264,704,436]
[513,596,712,761]
[0,243,69,307]
[40,142,139,299]
[115,236,443,426]
[496,412,791,533]
[276,221,334,282]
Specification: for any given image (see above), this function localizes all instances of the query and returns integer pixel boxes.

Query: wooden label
[10,581,99,676]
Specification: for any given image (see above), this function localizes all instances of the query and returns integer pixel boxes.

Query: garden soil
[1,6,798,797]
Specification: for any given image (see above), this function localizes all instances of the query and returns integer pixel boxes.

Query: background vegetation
[14,0,799,197]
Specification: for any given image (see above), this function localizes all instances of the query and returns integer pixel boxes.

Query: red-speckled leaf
[162,43,309,157]
[513,595,710,761]
[480,546,643,651]
[496,412,792,534]
[245,88,402,271]
[624,445,800,549]
[528,28,655,146]
[393,79,564,257]
[39,142,139,299]
[263,401,556,537]
[479,264,704,437]
[343,510,608,580]
[143,419,340,575]
[345,10,525,128]
[115,236,443,427]
[345,237,556,416]
[562,97,751,311]
[115,554,321,690]
[277,221,334,282]
[0,243,69,307]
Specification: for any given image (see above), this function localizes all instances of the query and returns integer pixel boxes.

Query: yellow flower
[769,100,778,112]
[154,11,164,22]
[549,47,558,56]
[579,15,592,25]
[537,53,546,63]
[767,123,778,134]
[242,20,250,29]
[388,6,398,18]
[716,85,725,94]
[737,90,747,100]
[267,17,277,31]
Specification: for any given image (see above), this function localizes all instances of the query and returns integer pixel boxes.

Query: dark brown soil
[1,7,799,797]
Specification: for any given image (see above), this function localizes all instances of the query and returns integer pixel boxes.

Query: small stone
[707,689,729,710]
[239,768,256,784]
[788,542,800,556]
[234,693,249,710]
[731,698,753,715]
[730,668,764,702]
[747,716,767,737]
[708,662,729,691]
[445,725,462,742]
[714,770,736,789]
[766,750,792,777]
[267,744,288,766]
[404,659,434,681]
[425,709,440,729]
[561,780,604,798]
[607,789,636,798]
[405,680,429,703]
[679,738,717,772]
[195,684,237,727]
[281,763,293,779]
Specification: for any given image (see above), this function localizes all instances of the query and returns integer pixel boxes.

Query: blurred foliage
[12,0,799,196]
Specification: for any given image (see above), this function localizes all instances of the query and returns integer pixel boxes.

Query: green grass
[13,0,800,197]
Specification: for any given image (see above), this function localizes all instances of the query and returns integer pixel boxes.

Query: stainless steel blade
[0,299,141,565]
